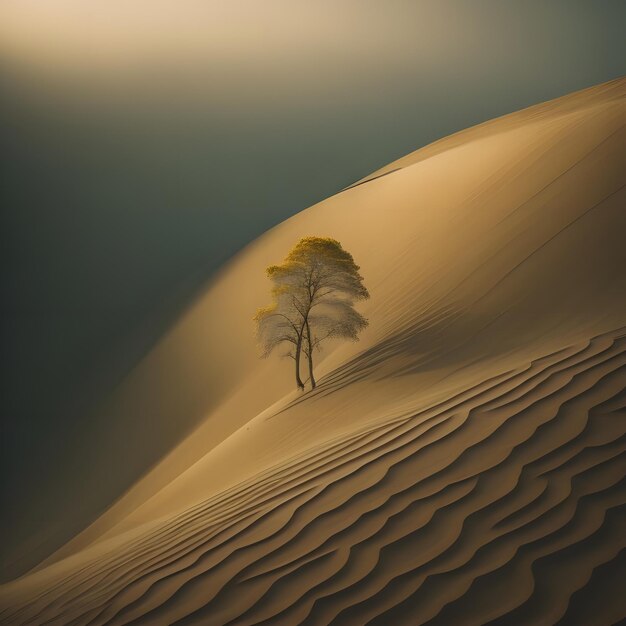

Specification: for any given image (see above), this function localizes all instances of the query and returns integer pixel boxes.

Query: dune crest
[1,78,625,624]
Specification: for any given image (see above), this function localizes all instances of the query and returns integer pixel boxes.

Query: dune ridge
[1,78,625,624]
[31,75,626,565]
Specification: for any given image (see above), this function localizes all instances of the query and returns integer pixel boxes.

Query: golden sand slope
[1,78,625,625]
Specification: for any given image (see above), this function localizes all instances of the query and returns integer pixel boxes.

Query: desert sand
[1,77,625,625]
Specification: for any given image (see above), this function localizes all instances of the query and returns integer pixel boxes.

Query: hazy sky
[1,0,625,579]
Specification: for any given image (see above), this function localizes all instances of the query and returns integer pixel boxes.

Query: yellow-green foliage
[254,236,369,389]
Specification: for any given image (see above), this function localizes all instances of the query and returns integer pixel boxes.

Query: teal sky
[1,0,625,579]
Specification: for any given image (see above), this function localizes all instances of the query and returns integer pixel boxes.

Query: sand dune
[1,78,625,624]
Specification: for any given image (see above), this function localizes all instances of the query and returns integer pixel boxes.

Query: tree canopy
[255,236,369,389]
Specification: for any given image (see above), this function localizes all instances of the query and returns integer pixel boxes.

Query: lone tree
[255,237,369,390]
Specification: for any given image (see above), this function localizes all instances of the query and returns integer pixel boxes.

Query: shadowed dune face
[1,78,625,624]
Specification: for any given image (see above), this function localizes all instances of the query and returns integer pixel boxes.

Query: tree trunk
[294,334,305,390]
[305,320,316,389]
